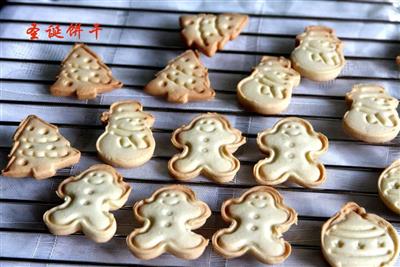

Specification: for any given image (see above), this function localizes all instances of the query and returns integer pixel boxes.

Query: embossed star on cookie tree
[2,115,81,179]
[50,43,122,99]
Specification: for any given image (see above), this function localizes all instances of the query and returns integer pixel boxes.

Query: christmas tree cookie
[2,115,80,179]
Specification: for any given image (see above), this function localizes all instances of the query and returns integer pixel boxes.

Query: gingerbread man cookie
[144,50,215,103]
[321,202,399,267]
[237,56,301,115]
[50,44,122,99]
[96,100,155,168]
[180,13,248,57]
[378,160,400,215]
[291,26,345,81]
[343,84,400,143]
[254,117,329,187]
[126,185,211,260]
[212,186,297,264]
[2,115,80,179]
[43,164,131,243]
[168,113,246,183]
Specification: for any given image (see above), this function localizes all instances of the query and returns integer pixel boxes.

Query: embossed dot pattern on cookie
[43,164,131,243]
[378,160,400,214]
[50,44,122,99]
[180,13,248,57]
[144,50,215,103]
[2,115,81,179]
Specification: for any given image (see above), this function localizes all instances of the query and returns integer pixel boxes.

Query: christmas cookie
[378,160,400,214]
[321,202,399,267]
[291,26,345,81]
[237,56,301,115]
[180,13,248,57]
[43,164,131,243]
[343,84,400,143]
[126,185,211,260]
[96,100,155,168]
[254,117,329,187]
[168,113,246,183]
[50,43,122,99]
[212,186,297,264]
[144,50,215,103]
[2,115,80,179]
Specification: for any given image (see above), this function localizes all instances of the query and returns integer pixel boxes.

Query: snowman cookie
[168,113,246,183]
[212,186,297,264]
[321,202,399,267]
[254,117,329,187]
[343,84,400,143]
[291,26,345,81]
[96,100,155,168]
[378,160,400,215]
[43,164,131,243]
[237,56,301,115]
[126,185,211,260]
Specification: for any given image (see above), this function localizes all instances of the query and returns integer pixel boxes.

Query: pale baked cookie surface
[291,26,345,81]
[144,50,215,103]
[254,117,328,187]
[343,84,399,143]
[126,185,211,260]
[212,186,297,264]
[237,56,300,115]
[96,100,155,168]
[2,115,80,179]
[180,13,248,57]
[378,160,400,214]
[43,164,131,243]
[168,113,246,183]
[321,202,399,267]
[50,44,122,99]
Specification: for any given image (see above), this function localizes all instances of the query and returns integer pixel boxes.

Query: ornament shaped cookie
[2,115,80,179]
[237,56,301,115]
[180,13,248,57]
[168,113,246,183]
[378,160,400,214]
[43,164,131,243]
[96,100,155,168]
[212,186,297,264]
[50,44,122,99]
[126,185,211,260]
[254,117,329,187]
[321,202,399,267]
[291,26,345,81]
[343,84,400,143]
[144,50,215,103]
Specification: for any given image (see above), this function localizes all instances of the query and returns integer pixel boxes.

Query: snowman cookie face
[43,164,131,243]
[291,26,345,81]
[378,160,400,214]
[212,186,297,265]
[343,84,400,143]
[254,117,329,187]
[237,56,300,115]
[321,202,399,267]
[168,113,246,183]
[126,185,211,260]
[96,100,155,168]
